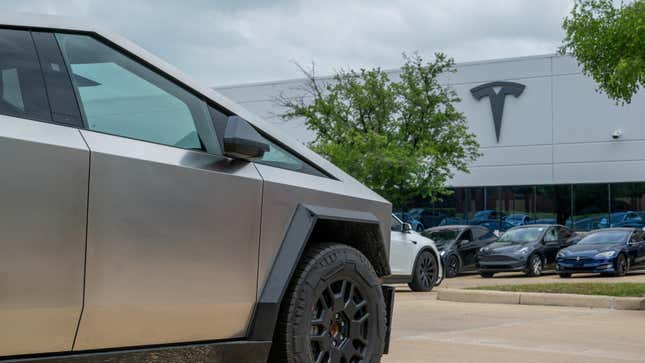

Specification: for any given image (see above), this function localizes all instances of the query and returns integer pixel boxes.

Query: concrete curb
[436,288,645,310]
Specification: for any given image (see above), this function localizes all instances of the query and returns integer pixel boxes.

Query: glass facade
[407,183,645,232]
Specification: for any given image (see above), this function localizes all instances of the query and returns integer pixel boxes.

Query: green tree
[279,53,480,208]
[561,0,645,104]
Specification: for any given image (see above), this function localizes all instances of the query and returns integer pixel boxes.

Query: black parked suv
[423,225,497,277]
[477,225,578,277]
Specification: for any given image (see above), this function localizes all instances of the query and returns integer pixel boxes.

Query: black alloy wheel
[270,243,385,363]
[527,254,543,277]
[615,254,628,277]
[446,254,460,278]
[310,279,371,362]
[408,251,438,292]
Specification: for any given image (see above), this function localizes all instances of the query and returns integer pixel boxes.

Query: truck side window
[55,33,220,154]
[0,29,51,122]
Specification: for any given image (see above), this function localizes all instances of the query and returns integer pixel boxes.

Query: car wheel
[615,253,628,277]
[408,250,438,292]
[446,254,460,278]
[480,272,494,278]
[526,254,543,277]
[271,243,386,363]
[559,273,572,278]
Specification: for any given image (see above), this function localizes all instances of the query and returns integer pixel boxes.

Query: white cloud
[4,0,574,86]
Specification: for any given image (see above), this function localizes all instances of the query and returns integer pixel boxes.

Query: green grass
[469,283,645,297]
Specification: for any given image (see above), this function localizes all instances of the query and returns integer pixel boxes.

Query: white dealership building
[216,54,645,231]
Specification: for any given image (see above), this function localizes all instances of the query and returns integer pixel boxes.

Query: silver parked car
[0,14,393,362]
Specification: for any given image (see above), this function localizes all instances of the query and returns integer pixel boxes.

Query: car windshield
[424,229,460,242]
[578,230,630,245]
[498,227,544,243]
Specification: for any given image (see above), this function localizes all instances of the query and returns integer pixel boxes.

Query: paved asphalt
[383,275,645,363]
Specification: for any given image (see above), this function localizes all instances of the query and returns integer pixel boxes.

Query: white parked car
[384,214,444,291]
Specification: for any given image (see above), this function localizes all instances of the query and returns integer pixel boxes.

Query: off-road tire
[270,243,386,363]
[408,250,438,292]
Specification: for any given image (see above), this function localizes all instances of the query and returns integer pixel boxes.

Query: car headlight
[595,251,616,258]
[557,250,567,258]
[516,247,529,255]
[440,250,446,256]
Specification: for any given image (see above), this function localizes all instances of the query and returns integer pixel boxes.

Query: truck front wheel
[271,243,386,363]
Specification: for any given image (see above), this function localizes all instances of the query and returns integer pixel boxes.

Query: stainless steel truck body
[0,13,392,363]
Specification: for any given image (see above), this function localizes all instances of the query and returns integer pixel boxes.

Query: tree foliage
[279,53,480,208]
[561,0,645,104]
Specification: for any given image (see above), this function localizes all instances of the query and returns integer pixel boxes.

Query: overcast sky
[6,0,574,86]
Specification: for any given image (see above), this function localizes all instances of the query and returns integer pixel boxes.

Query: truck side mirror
[223,116,270,159]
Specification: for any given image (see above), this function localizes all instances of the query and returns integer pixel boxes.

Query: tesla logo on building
[470,81,525,142]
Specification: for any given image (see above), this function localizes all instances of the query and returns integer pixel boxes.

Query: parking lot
[384,274,645,363]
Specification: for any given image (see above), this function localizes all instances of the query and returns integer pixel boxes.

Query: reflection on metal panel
[253,163,391,296]
[0,116,88,355]
[75,130,262,350]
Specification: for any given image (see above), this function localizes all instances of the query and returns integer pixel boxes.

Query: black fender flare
[247,204,386,341]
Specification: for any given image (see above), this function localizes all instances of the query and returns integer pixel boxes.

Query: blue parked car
[556,228,645,277]
[439,217,468,226]
[474,219,515,233]
[505,214,532,226]
[471,210,506,223]
[598,211,643,228]
[394,212,425,232]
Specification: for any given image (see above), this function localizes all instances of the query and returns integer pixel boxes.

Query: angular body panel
[253,164,391,296]
[74,131,263,349]
[0,116,88,356]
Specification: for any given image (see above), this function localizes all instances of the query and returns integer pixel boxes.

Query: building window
[405,183,644,233]
[535,185,571,226]
[609,183,645,228]
[573,184,609,231]
[500,186,535,226]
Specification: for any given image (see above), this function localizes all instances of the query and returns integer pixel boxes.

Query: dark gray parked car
[0,14,394,363]
[423,225,497,277]
[477,225,579,277]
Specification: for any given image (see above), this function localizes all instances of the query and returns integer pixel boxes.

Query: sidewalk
[437,288,645,310]
[440,271,645,289]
